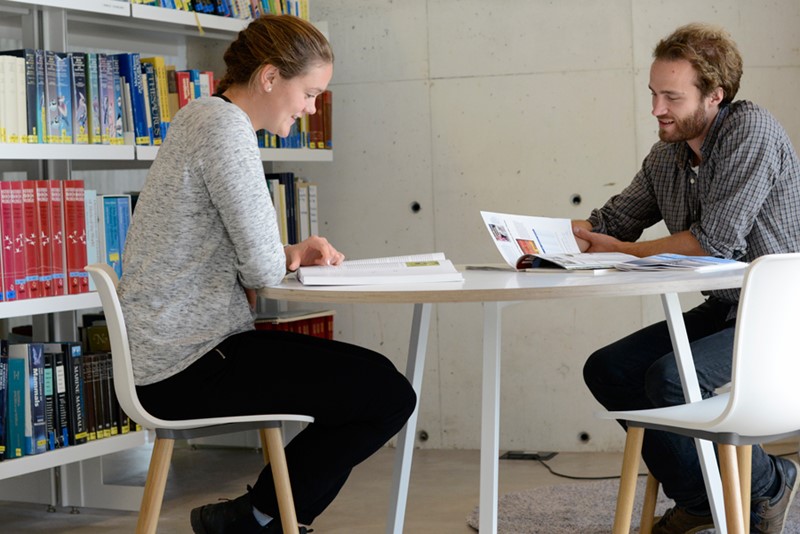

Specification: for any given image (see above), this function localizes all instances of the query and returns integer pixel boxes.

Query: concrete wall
[276,0,800,452]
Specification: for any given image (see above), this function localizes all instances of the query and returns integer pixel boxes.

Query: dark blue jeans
[583,297,778,512]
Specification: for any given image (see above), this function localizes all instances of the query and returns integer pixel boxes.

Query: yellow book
[140,56,172,140]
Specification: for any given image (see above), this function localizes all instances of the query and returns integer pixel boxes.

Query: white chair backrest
[725,253,800,435]
[85,264,161,430]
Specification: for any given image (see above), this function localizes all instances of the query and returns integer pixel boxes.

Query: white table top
[257,264,746,304]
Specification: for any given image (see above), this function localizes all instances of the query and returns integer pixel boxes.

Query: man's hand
[284,235,345,272]
[573,227,627,253]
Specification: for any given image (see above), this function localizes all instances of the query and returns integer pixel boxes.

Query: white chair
[86,264,314,534]
[598,253,800,534]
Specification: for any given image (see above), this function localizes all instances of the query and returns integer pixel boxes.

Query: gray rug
[467,477,800,533]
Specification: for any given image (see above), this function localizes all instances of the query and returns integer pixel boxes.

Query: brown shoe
[651,506,714,534]
[751,456,799,534]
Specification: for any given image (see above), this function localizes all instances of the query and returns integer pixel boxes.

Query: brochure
[613,253,747,273]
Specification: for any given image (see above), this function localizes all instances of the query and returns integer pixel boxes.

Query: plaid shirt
[588,100,800,310]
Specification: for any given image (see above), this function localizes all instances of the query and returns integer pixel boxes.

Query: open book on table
[613,253,747,273]
[480,211,637,271]
[295,252,464,286]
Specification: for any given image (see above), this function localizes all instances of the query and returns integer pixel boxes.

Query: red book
[8,182,27,299]
[21,181,42,298]
[308,93,324,149]
[321,90,332,150]
[48,181,66,296]
[61,180,88,294]
[175,71,192,109]
[0,182,17,301]
[34,181,53,298]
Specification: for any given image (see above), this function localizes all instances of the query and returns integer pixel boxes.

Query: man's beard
[657,104,708,143]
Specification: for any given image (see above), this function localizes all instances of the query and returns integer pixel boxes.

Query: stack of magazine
[295,252,464,286]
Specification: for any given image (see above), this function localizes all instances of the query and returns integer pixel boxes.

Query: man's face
[649,59,717,144]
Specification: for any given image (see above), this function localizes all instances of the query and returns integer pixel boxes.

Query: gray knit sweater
[119,97,286,386]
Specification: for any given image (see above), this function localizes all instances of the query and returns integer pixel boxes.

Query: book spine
[99,195,121,279]
[55,52,73,145]
[307,183,319,236]
[34,181,53,297]
[141,62,162,145]
[97,53,112,145]
[34,49,45,144]
[49,181,66,296]
[84,189,98,291]
[0,182,17,301]
[92,354,108,439]
[175,70,192,109]
[86,53,102,144]
[109,55,124,145]
[70,52,89,144]
[0,341,7,457]
[117,195,131,275]
[10,343,47,455]
[103,353,119,437]
[65,343,88,445]
[21,181,41,299]
[43,351,56,450]
[9,182,27,299]
[141,56,171,140]
[6,357,24,458]
[61,180,89,294]
[82,353,96,441]
[53,349,70,448]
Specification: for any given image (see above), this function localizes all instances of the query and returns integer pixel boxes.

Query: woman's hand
[284,235,345,272]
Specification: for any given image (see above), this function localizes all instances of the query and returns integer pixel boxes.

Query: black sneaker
[751,456,800,534]
[651,505,714,534]
[262,521,313,534]
[190,490,265,534]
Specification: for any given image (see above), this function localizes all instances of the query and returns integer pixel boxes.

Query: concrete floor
[0,441,794,533]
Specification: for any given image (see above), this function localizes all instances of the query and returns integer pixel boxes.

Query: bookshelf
[0,0,330,513]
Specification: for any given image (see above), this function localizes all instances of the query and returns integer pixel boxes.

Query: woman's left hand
[285,235,345,272]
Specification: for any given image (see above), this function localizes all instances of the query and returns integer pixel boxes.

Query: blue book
[10,343,47,456]
[63,342,87,445]
[111,53,149,145]
[98,53,114,144]
[108,55,124,144]
[6,357,25,459]
[99,195,122,278]
[117,195,132,275]
[86,53,102,144]
[54,52,73,144]
[44,50,60,143]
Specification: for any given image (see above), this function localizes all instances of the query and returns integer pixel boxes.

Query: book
[307,183,319,236]
[0,341,7,459]
[613,253,748,273]
[61,180,89,294]
[84,189,98,290]
[0,182,17,301]
[480,210,637,271]
[9,182,27,298]
[34,180,53,297]
[43,50,59,143]
[54,52,73,144]
[48,181,66,296]
[9,343,47,456]
[86,53,102,144]
[140,56,171,140]
[70,52,89,144]
[6,356,24,458]
[63,341,87,445]
[21,181,41,298]
[141,62,162,145]
[98,195,122,278]
[296,252,464,286]
[43,344,71,448]
[0,49,39,143]
[42,350,57,449]
[255,309,335,339]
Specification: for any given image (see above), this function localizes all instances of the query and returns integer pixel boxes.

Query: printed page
[480,211,581,268]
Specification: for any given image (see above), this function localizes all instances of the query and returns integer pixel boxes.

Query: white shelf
[0,292,100,319]
[259,148,333,162]
[0,431,146,481]
[3,0,129,16]
[131,3,247,33]
[0,144,135,160]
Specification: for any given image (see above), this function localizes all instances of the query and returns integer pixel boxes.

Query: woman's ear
[259,64,278,93]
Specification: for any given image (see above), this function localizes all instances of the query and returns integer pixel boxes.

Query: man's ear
[709,86,725,106]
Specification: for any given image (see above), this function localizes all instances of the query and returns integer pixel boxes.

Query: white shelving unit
[0,0,331,513]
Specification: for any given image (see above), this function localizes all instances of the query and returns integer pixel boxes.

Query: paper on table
[296,252,464,286]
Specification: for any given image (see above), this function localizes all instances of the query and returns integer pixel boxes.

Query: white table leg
[661,293,727,532]
[479,301,507,534]
[387,303,431,534]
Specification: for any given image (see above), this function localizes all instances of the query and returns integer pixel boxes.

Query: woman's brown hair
[217,14,333,94]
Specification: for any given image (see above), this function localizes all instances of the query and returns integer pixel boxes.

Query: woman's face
[263,62,333,138]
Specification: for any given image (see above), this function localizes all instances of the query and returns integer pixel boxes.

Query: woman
[118,15,416,534]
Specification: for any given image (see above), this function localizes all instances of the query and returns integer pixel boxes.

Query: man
[576,23,800,534]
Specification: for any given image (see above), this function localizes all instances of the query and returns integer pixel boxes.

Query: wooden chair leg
[614,427,645,534]
[639,472,660,534]
[263,426,300,534]
[137,437,175,534]
[259,428,271,466]
[738,445,752,534]
[719,444,745,534]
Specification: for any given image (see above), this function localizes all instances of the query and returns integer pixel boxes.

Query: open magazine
[296,252,464,286]
[614,253,747,273]
[480,211,637,271]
